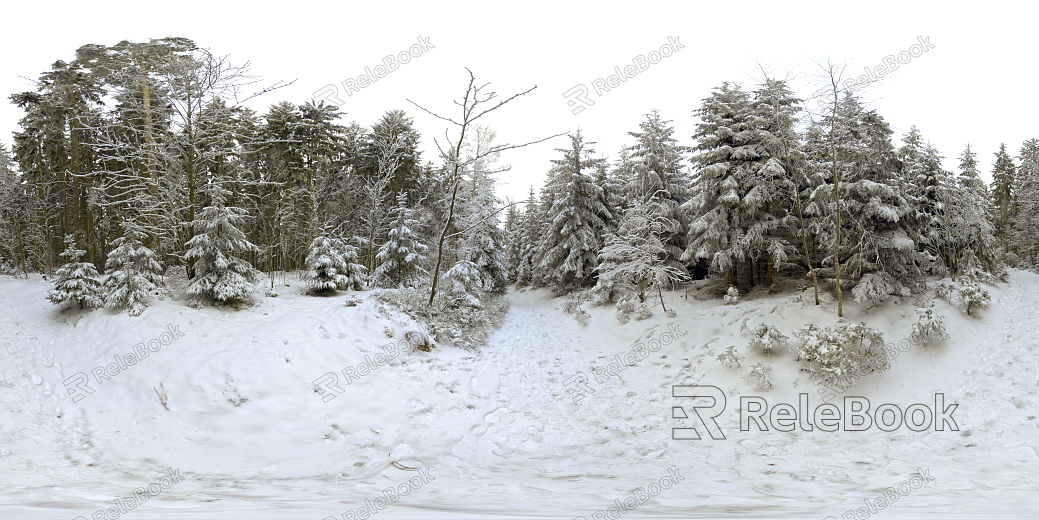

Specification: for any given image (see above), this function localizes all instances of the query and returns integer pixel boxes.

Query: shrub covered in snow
[723,286,739,304]
[958,274,990,315]
[561,290,592,326]
[374,286,509,350]
[615,297,636,324]
[46,235,104,310]
[634,304,653,320]
[852,271,909,304]
[716,346,743,368]
[747,323,787,355]
[913,307,950,343]
[748,363,772,390]
[794,322,890,390]
[185,187,260,305]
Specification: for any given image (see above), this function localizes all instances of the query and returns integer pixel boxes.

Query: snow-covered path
[1,272,1038,519]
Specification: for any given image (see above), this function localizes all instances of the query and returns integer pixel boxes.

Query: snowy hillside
[1,270,1037,519]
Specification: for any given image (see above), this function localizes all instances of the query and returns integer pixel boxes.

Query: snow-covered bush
[933,282,953,301]
[615,297,635,324]
[634,304,653,320]
[561,291,592,326]
[46,235,104,310]
[794,322,890,391]
[723,286,739,304]
[304,236,367,293]
[748,363,772,390]
[747,323,787,355]
[913,307,949,343]
[958,275,990,316]
[716,346,743,368]
[852,271,909,304]
[373,287,509,350]
[104,223,167,316]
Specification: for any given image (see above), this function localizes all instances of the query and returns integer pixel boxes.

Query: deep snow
[1,270,1037,519]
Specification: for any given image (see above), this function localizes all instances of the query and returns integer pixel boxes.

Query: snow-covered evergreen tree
[456,162,508,293]
[947,144,1000,275]
[47,234,104,309]
[374,191,428,287]
[990,143,1017,253]
[304,235,367,292]
[684,81,793,291]
[104,221,166,316]
[1013,139,1039,267]
[595,200,687,310]
[185,185,260,304]
[624,110,690,265]
[535,131,611,293]
[806,94,921,299]
[514,187,542,287]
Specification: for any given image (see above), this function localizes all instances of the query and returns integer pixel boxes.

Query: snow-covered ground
[1,271,1037,519]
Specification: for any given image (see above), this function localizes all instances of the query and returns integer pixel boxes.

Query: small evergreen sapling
[47,235,104,309]
[103,223,166,316]
[748,363,772,390]
[717,346,743,368]
[913,307,949,343]
[724,286,739,304]
[794,322,890,390]
[184,185,260,305]
[304,236,367,293]
[747,323,787,355]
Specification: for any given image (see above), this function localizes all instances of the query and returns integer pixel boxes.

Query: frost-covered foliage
[615,297,635,324]
[933,281,954,301]
[717,345,743,368]
[723,286,739,304]
[185,186,260,305]
[913,307,949,343]
[747,323,787,355]
[103,223,166,316]
[634,304,653,320]
[595,201,687,310]
[561,290,592,326]
[373,287,509,350]
[442,260,484,308]
[374,192,428,288]
[957,272,991,316]
[748,363,772,390]
[46,235,103,309]
[304,236,367,292]
[852,271,910,304]
[794,322,890,391]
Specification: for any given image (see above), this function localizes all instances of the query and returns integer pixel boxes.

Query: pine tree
[1014,139,1039,266]
[104,221,166,316]
[807,94,920,302]
[47,234,104,309]
[304,235,367,293]
[684,81,793,291]
[991,143,1017,253]
[898,127,951,272]
[374,192,428,287]
[624,110,690,265]
[184,185,260,304]
[946,144,1000,275]
[535,131,611,293]
[514,187,541,286]
[456,141,508,293]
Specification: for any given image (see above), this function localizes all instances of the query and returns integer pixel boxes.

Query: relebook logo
[672,386,959,439]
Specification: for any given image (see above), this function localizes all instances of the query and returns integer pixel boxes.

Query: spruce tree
[535,131,611,293]
[374,192,428,287]
[1014,139,1039,266]
[104,221,166,316]
[184,185,260,304]
[304,235,367,293]
[991,143,1017,253]
[948,144,1000,274]
[47,234,104,309]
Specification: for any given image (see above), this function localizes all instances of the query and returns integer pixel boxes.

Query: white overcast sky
[2,1,1035,205]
